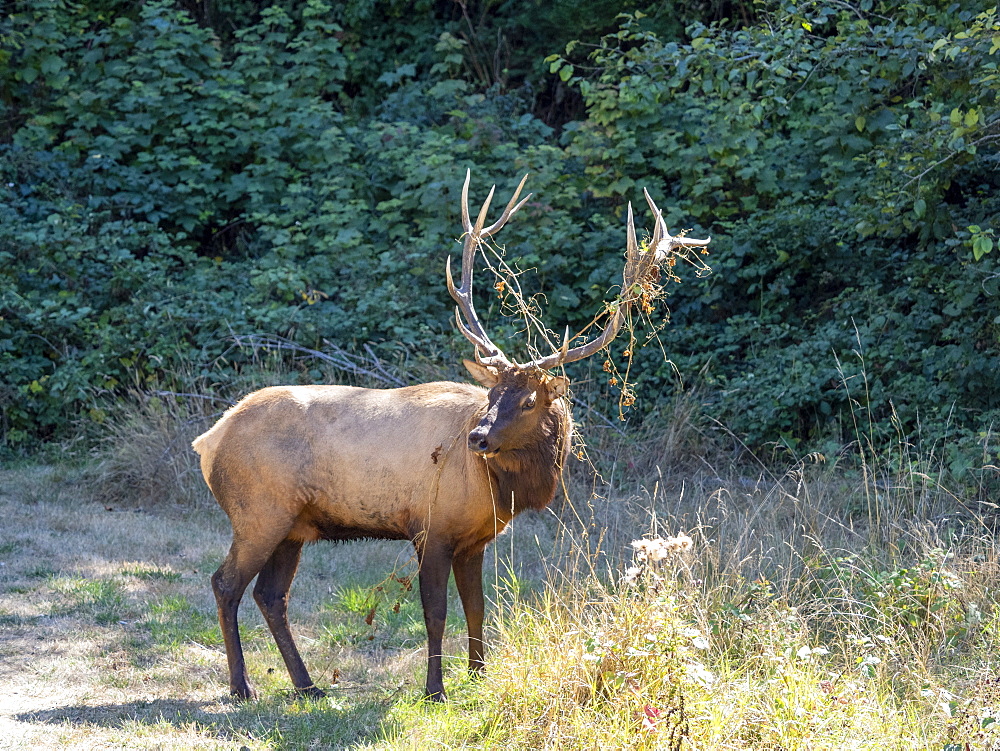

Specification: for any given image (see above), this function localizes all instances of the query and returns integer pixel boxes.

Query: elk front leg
[418,541,454,701]
[452,550,485,674]
[252,538,324,698]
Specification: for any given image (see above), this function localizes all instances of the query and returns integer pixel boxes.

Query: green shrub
[552,2,1000,460]
[1,0,997,478]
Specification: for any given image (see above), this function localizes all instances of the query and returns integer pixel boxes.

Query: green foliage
[0,0,584,445]
[0,0,997,478]
[50,574,131,625]
[857,550,969,642]
[552,1,1000,456]
[814,549,975,649]
[6,0,347,235]
[147,594,222,647]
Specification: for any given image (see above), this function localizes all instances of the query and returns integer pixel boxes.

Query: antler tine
[644,189,665,242]
[446,255,505,363]
[644,187,711,260]
[622,200,644,298]
[626,200,638,255]
[450,303,494,354]
[472,184,496,236]
[526,191,710,372]
[459,170,484,293]
[448,171,533,368]
[481,173,531,238]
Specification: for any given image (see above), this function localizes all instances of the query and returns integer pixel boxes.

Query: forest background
[2,2,1000,747]
[1,0,999,472]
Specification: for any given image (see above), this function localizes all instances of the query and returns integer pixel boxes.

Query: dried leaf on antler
[449,170,710,416]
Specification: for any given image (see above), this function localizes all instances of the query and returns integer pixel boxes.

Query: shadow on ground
[15,692,398,748]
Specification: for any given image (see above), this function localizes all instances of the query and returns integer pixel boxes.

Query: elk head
[446,170,710,458]
[462,359,567,457]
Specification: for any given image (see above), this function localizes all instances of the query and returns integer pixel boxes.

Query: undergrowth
[374,443,999,749]
[53,365,996,749]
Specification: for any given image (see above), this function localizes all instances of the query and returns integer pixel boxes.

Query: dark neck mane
[487,401,572,516]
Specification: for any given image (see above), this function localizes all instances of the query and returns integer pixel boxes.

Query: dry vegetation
[2,381,999,749]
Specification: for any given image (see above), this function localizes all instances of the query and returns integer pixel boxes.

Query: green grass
[48,575,131,625]
[24,564,57,579]
[0,541,19,556]
[121,564,184,583]
[147,595,223,648]
[318,582,457,650]
[1,427,998,749]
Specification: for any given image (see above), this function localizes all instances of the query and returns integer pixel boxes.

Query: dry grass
[3,380,1000,748]
[0,460,557,748]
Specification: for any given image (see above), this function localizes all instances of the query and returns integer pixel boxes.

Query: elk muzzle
[467,424,496,457]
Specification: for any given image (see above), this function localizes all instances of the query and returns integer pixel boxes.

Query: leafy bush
[552,2,1000,461]
[0,0,589,445]
[1,0,997,478]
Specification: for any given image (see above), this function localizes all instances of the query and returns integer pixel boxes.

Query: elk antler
[446,169,531,369]
[524,189,710,371]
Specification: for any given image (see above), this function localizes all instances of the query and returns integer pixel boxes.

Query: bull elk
[192,171,709,701]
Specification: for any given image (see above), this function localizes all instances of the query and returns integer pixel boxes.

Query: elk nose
[468,427,491,454]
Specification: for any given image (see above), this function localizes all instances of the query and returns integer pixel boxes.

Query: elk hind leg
[212,522,293,700]
[252,538,324,697]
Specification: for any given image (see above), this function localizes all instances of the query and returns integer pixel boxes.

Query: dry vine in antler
[447,170,711,387]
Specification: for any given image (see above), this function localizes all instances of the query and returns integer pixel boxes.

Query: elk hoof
[230,685,258,702]
[297,685,327,699]
[424,688,446,702]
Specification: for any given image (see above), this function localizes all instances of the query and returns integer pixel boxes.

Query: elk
[192,171,709,701]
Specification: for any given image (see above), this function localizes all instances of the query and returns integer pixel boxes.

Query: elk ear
[546,375,569,399]
[464,359,500,387]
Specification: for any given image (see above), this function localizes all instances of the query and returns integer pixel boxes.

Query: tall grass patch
[16,362,995,748]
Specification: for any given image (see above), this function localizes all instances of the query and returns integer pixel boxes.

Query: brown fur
[193,368,571,701]
[189,168,698,702]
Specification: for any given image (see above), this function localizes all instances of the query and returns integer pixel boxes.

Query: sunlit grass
[147,595,223,648]
[2,400,999,748]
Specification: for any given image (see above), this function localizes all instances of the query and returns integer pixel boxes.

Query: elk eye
[522,394,536,411]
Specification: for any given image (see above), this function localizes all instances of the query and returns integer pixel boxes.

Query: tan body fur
[195,382,516,556]
[190,169,699,703]
[193,374,571,701]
